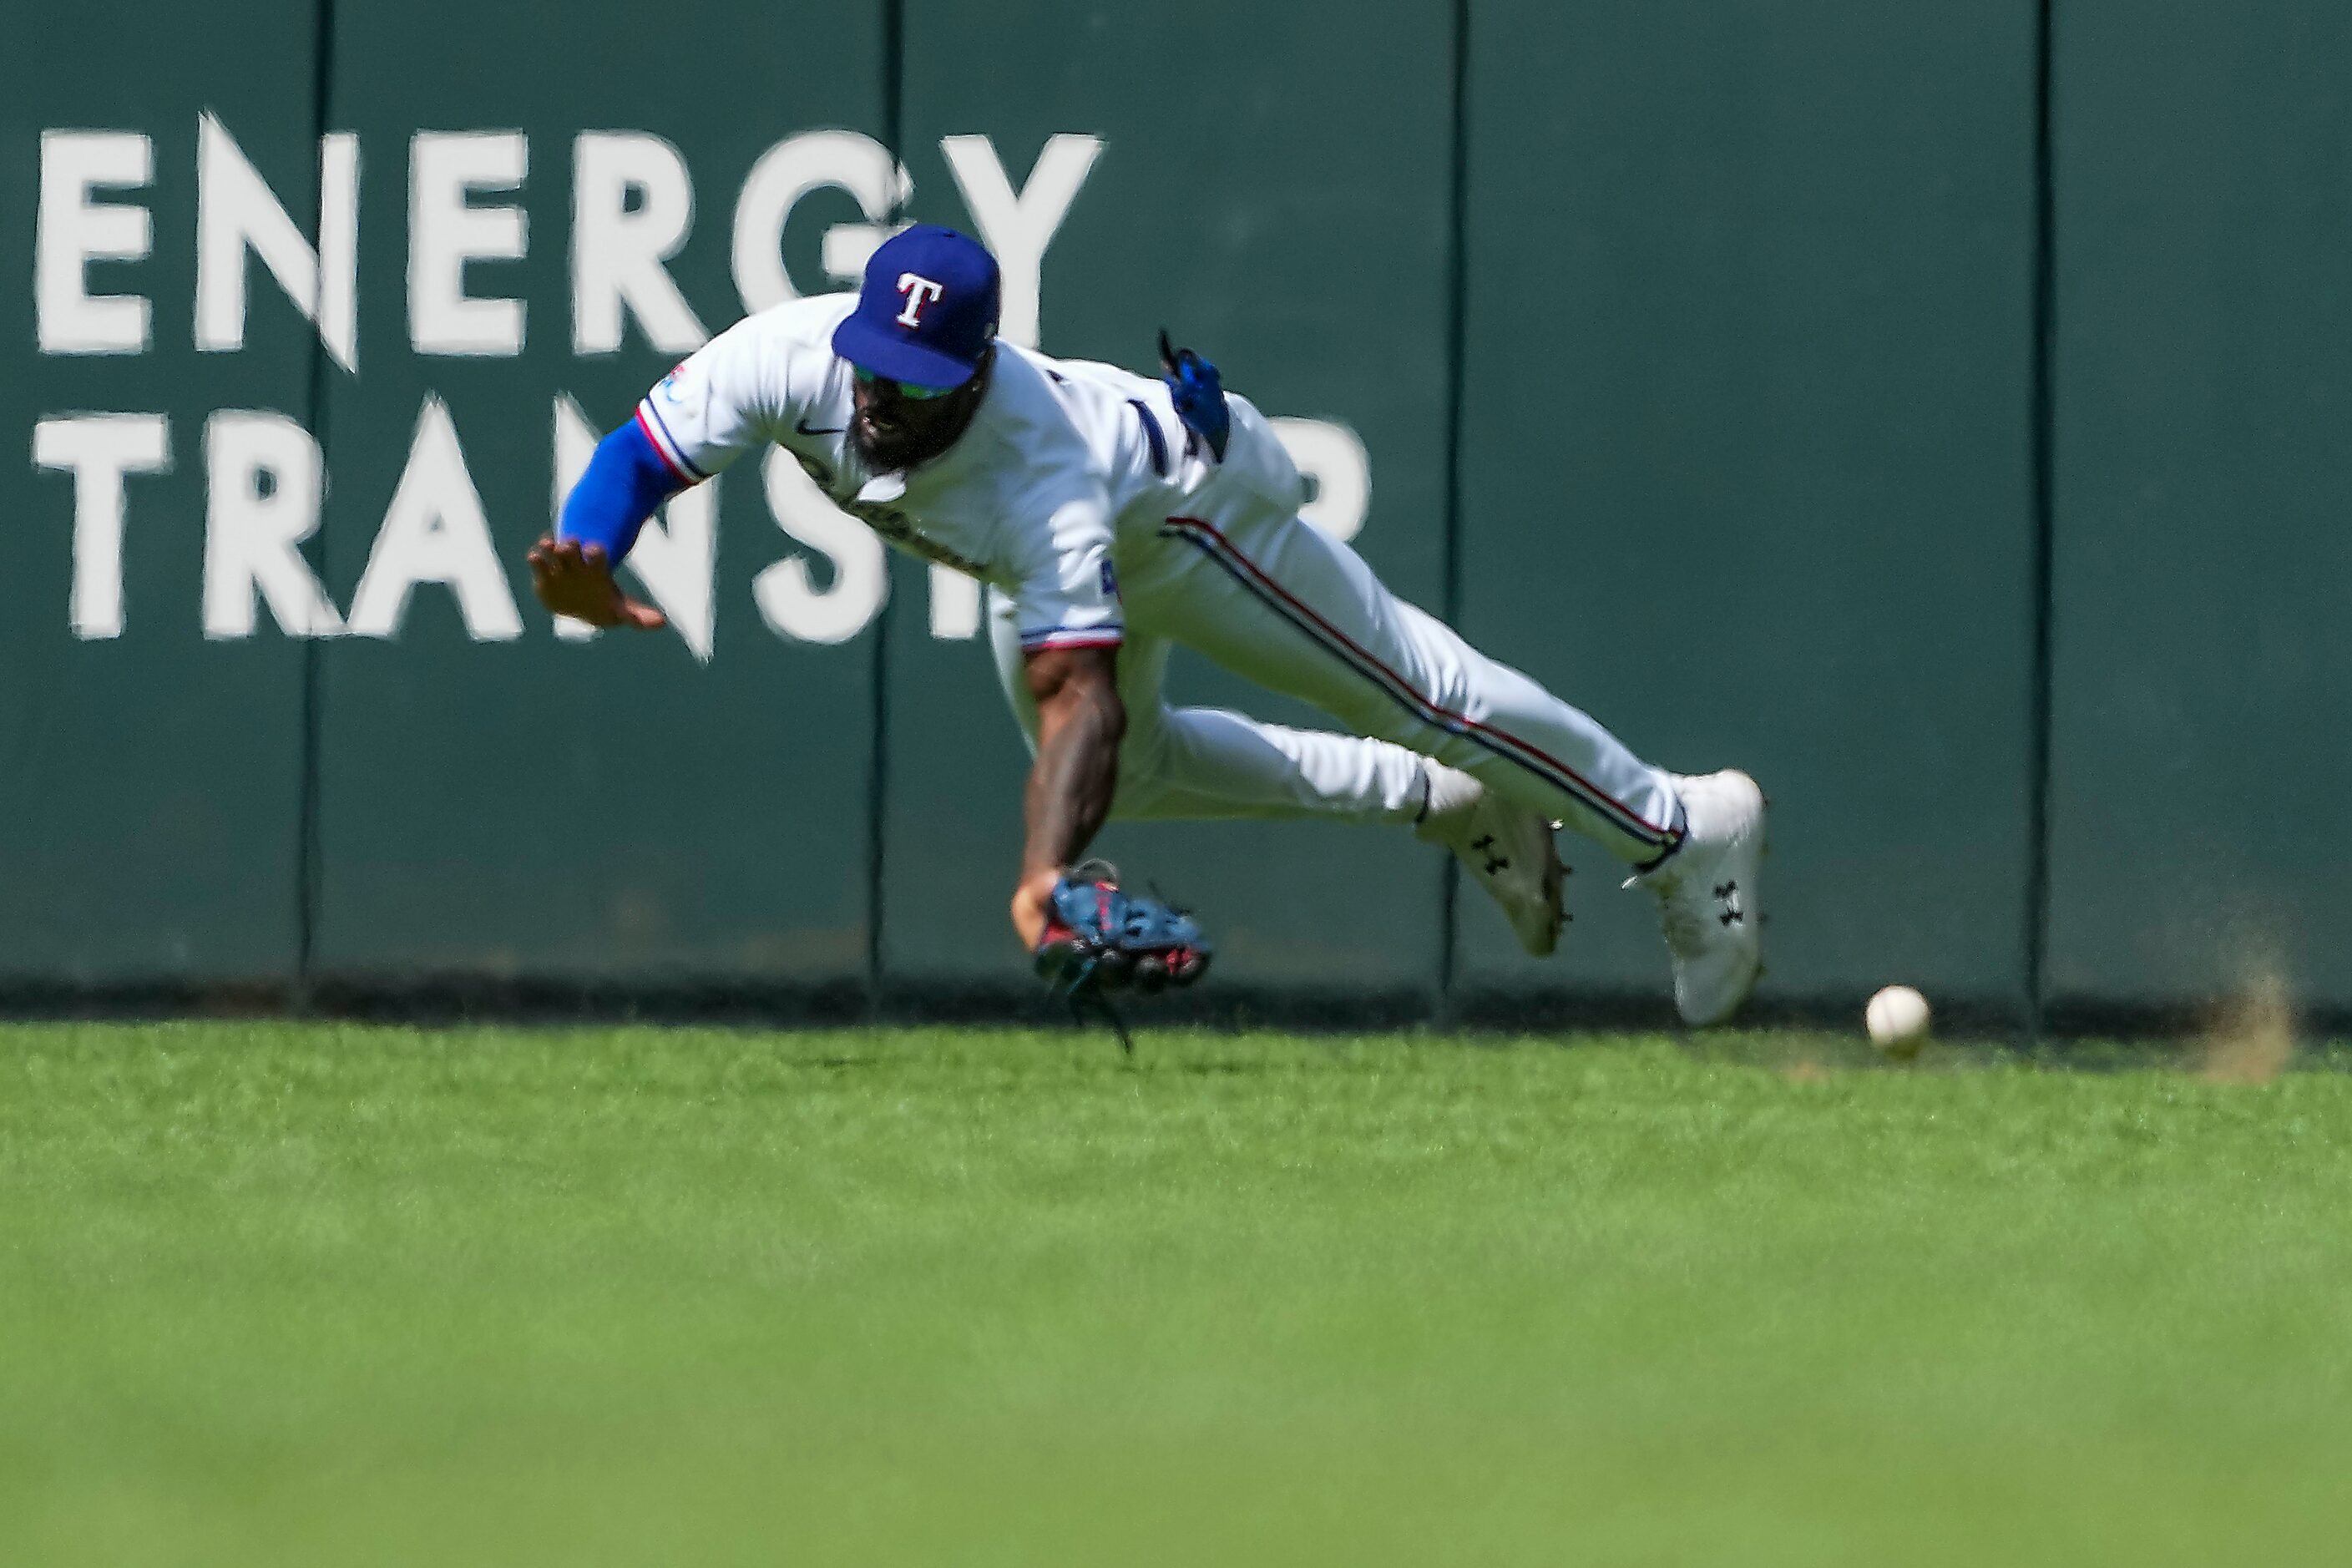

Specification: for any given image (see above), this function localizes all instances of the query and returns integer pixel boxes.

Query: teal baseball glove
[1033,860,1213,999]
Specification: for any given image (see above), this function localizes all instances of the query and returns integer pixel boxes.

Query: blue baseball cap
[831,224,1001,390]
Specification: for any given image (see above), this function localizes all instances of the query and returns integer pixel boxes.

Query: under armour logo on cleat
[1471,834,1509,876]
[1714,881,1743,927]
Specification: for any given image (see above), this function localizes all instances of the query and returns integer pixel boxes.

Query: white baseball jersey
[636,292,1226,654]
[631,291,1685,864]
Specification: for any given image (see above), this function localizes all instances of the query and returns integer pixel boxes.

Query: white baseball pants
[987,416,1686,865]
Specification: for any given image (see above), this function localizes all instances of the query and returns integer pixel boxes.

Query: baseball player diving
[529,225,1768,1024]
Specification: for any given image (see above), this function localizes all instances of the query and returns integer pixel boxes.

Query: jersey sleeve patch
[628,310,807,483]
[1004,481,1122,655]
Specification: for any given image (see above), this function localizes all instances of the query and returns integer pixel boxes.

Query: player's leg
[1143,508,1682,856]
[984,590,1565,954]
[1140,503,1764,1021]
[988,589,1420,825]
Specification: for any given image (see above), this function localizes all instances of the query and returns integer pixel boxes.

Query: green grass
[3,1021,2350,1565]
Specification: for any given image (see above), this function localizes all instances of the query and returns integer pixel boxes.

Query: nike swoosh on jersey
[796,417,845,437]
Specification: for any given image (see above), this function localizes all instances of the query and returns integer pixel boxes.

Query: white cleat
[1630,770,1767,1026]
[1419,768,1566,958]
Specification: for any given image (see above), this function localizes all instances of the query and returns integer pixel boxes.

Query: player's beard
[848,416,916,475]
[848,352,990,474]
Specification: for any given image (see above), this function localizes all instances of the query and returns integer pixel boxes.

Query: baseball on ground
[1865,985,1932,1059]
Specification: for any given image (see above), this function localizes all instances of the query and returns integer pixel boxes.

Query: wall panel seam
[2023,0,2059,1038]
[293,0,339,1002]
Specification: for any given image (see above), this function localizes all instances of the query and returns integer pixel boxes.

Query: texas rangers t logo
[896,273,947,326]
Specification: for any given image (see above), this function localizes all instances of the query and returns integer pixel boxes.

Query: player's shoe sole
[1630,770,1766,1025]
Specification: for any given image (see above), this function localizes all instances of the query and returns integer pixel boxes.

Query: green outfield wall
[2043,0,2352,1019]
[1454,1,2041,1019]
[0,1,2334,1027]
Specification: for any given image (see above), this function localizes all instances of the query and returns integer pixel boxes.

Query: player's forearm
[558,418,687,564]
[1021,680,1125,879]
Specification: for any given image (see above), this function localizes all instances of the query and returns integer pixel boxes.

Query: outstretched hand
[1010,866,1060,953]
[526,535,666,630]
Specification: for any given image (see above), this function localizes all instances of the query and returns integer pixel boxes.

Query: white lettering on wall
[37,132,154,354]
[195,114,360,371]
[15,122,1149,653]
[32,414,171,637]
[201,412,343,639]
[1270,417,1372,543]
[409,132,529,356]
[572,133,706,356]
[754,448,887,644]
[731,130,908,314]
[939,134,1100,349]
[552,397,716,660]
[347,396,522,638]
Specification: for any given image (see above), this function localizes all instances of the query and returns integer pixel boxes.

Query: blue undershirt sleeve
[557,417,689,564]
